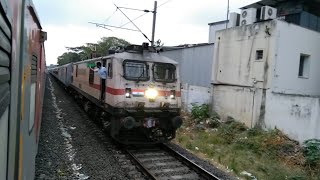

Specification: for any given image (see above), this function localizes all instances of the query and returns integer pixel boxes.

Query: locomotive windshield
[123,60,149,81]
[153,63,176,83]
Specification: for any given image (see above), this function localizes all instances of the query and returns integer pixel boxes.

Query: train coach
[0,0,47,179]
[50,63,73,86]
[51,43,183,144]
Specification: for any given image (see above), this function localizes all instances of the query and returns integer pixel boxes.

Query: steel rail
[124,148,158,180]
[159,143,221,180]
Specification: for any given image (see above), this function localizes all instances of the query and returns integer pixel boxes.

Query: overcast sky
[33,0,258,65]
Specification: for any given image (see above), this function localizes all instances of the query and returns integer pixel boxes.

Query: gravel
[35,76,129,179]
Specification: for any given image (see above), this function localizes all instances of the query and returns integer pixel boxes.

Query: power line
[88,22,139,32]
[114,3,152,43]
[119,12,148,28]
[118,6,153,13]
[117,0,173,28]
[158,0,173,8]
[105,8,118,23]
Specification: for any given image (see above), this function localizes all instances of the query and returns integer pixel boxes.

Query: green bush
[247,127,263,137]
[190,103,210,120]
[303,139,320,167]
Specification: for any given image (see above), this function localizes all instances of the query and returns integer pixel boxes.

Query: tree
[57,52,80,65]
[57,36,130,65]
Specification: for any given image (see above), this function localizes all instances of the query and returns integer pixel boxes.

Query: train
[0,0,47,179]
[50,43,183,144]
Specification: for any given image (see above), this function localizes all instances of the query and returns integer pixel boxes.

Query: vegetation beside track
[173,104,320,180]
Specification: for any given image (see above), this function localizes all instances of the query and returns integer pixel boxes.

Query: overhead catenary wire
[105,8,118,23]
[114,3,152,43]
[91,0,174,44]
[119,12,149,28]
[118,6,152,13]
[88,22,139,32]
[118,0,173,28]
[157,0,173,8]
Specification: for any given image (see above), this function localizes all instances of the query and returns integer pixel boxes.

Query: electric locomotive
[62,43,183,144]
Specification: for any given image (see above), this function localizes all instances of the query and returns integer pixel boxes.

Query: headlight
[145,88,158,99]
[170,90,176,99]
[125,88,131,98]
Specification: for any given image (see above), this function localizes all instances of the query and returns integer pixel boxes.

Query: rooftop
[208,20,229,26]
[240,0,320,9]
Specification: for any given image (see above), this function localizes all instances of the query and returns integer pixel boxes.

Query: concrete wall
[182,84,211,112]
[211,19,320,142]
[265,91,320,143]
[161,44,214,87]
[272,20,320,96]
[209,22,227,43]
[212,85,265,128]
[212,20,277,89]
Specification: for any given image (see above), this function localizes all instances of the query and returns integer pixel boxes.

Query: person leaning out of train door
[90,62,107,103]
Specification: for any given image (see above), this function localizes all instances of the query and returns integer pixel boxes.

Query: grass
[173,114,320,180]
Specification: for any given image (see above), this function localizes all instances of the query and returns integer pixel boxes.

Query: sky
[33,0,259,65]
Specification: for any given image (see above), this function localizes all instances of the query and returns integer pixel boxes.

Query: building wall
[212,20,277,89]
[212,85,266,128]
[211,19,320,143]
[209,22,227,43]
[265,91,320,143]
[161,44,214,111]
[272,20,320,96]
[181,84,211,111]
[161,44,214,87]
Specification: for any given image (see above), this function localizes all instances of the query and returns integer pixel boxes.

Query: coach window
[107,62,112,78]
[89,67,94,84]
[29,54,38,134]
[76,65,78,77]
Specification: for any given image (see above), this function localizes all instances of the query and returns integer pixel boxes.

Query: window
[31,54,37,83]
[298,54,310,78]
[76,65,78,77]
[153,63,176,83]
[89,69,94,84]
[29,54,38,134]
[256,50,264,60]
[107,62,112,78]
[123,60,149,81]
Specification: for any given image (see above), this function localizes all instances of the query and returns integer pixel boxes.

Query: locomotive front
[110,44,182,144]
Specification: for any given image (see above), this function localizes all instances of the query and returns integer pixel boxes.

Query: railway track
[123,143,220,180]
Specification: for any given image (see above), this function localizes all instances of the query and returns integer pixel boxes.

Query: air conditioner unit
[228,12,240,28]
[240,8,257,26]
[260,6,277,20]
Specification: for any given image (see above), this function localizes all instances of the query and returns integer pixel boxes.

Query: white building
[211,0,320,143]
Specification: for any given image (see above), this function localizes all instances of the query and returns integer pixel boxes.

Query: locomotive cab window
[123,60,149,81]
[153,63,176,83]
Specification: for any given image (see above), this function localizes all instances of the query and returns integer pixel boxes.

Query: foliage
[57,37,130,65]
[190,103,210,120]
[303,139,320,167]
[173,114,319,180]
[218,119,247,144]
[57,52,80,66]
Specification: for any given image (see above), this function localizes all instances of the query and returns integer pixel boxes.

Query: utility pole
[226,0,229,29]
[151,1,157,46]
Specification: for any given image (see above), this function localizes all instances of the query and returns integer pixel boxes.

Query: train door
[101,59,107,102]
[64,67,67,84]
[0,1,12,178]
